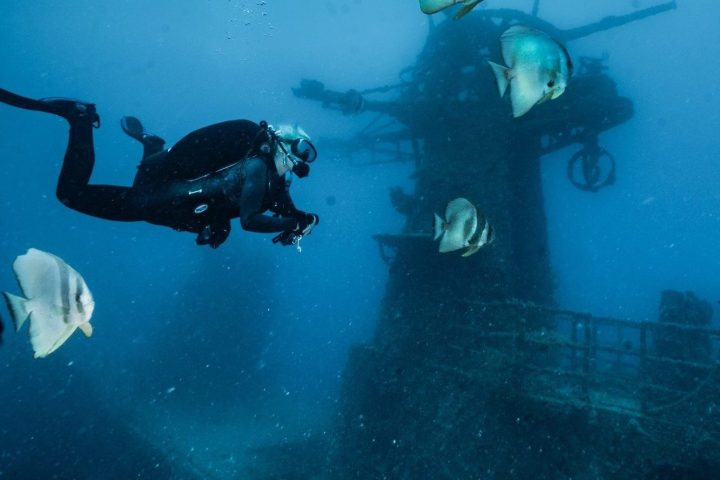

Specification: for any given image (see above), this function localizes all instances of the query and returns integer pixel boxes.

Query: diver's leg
[0,88,149,221]
[56,116,149,221]
[120,116,166,159]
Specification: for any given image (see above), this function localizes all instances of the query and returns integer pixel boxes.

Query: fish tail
[488,61,510,97]
[454,0,481,19]
[2,292,30,332]
[433,213,446,240]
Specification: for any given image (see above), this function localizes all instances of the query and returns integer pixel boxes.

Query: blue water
[1,1,718,478]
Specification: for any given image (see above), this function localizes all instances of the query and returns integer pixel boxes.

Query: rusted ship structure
[249,2,720,479]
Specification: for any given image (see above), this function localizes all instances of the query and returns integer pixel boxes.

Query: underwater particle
[641,196,656,206]
[325,195,336,206]
[166,386,176,394]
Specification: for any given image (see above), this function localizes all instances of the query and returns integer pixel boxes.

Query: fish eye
[547,80,555,88]
[75,293,81,302]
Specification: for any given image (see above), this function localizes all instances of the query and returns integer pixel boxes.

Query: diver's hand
[272,229,299,246]
[273,214,318,248]
[297,213,319,235]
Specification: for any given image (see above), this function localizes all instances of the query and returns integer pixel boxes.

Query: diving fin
[120,116,144,142]
[0,89,100,126]
[38,98,100,126]
[121,116,166,150]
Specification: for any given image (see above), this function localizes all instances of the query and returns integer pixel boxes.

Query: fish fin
[462,245,481,257]
[473,219,487,244]
[509,69,546,117]
[444,198,474,219]
[503,25,537,36]
[453,0,481,19]
[488,62,510,98]
[3,292,30,332]
[483,222,495,245]
[12,249,66,301]
[500,26,540,67]
[79,322,93,338]
[419,0,459,15]
[550,85,566,100]
[28,310,77,358]
[433,213,446,240]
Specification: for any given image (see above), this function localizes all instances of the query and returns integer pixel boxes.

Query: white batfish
[419,0,484,20]
[3,248,95,358]
[434,197,478,253]
[488,25,573,118]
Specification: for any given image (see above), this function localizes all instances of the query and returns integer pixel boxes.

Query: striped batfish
[434,197,478,253]
[2,248,95,358]
[488,25,573,118]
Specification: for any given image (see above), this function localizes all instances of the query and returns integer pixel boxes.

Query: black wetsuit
[0,89,304,247]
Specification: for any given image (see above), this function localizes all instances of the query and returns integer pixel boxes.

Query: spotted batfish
[434,197,478,253]
[419,0,484,20]
[2,248,95,358]
[488,25,573,118]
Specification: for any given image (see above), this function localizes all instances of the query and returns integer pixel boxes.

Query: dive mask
[278,138,317,178]
[289,138,317,163]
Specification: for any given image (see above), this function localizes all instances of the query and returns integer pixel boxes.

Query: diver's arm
[238,158,298,233]
[271,173,305,219]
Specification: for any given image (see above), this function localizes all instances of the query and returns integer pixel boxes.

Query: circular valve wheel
[567,143,616,192]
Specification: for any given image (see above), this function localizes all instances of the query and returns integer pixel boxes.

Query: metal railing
[446,300,720,426]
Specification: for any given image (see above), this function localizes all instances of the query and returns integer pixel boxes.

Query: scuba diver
[0,88,320,249]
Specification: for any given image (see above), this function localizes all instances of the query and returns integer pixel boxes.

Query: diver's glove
[297,213,319,235]
[272,214,319,250]
[273,229,300,247]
